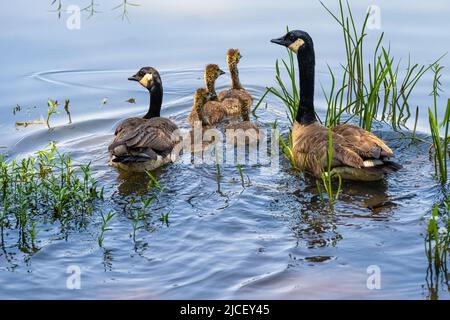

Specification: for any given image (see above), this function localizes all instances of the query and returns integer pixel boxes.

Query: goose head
[226,48,243,66]
[128,67,162,90]
[271,30,314,56]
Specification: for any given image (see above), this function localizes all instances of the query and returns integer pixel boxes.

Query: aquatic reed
[427,64,449,183]
[159,212,170,226]
[319,0,443,131]
[82,0,100,19]
[52,0,139,21]
[236,162,245,187]
[316,127,342,209]
[145,170,164,192]
[98,210,116,247]
[425,201,449,293]
[46,99,58,129]
[130,195,155,242]
[126,169,170,242]
[214,143,221,178]
[112,0,140,22]
[50,0,63,19]
[428,98,450,183]
[64,99,72,124]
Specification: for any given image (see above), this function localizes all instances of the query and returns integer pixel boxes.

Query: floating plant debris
[15,118,45,127]
[12,104,21,115]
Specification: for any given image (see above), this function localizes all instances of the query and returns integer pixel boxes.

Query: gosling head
[205,64,225,83]
[193,88,209,109]
[204,64,225,100]
[194,88,209,101]
[271,30,314,56]
[226,48,242,66]
[128,67,162,90]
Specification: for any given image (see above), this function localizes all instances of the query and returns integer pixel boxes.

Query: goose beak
[271,37,289,47]
[128,74,140,81]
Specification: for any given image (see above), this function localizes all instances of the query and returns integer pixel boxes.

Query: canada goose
[109,67,178,172]
[271,30,401,181]
[188,64,228,127]
[218,49,253,121]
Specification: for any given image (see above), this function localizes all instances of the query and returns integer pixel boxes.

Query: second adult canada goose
[271,30,401,181]
[218,49,253,121]
[109,67,178,172]
[188,64,228,127]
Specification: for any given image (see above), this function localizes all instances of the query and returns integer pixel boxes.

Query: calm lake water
[0,0,449,299]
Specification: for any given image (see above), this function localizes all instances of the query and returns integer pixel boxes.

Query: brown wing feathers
[109,117,177,162]
[292,122,397,178]
[333,124,393,158]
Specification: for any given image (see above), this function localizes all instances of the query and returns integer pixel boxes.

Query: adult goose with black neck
[271,30,401,181]
[108,67,178,172]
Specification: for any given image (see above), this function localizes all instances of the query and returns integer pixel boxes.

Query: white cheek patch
[139,73,153,87]
[288,39,305,53]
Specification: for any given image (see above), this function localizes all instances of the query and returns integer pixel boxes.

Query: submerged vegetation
[0,143,103,252]
[128,194,158,243]
[98,210,116,247]
[0,143,171,253]
[13,98,73,129]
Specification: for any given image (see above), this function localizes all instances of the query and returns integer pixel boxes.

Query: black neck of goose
[144,82,163,119]
[296,46,316,125]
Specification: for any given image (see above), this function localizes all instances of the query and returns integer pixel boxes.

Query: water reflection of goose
[108,67,178,172]
[271,30,401,181]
